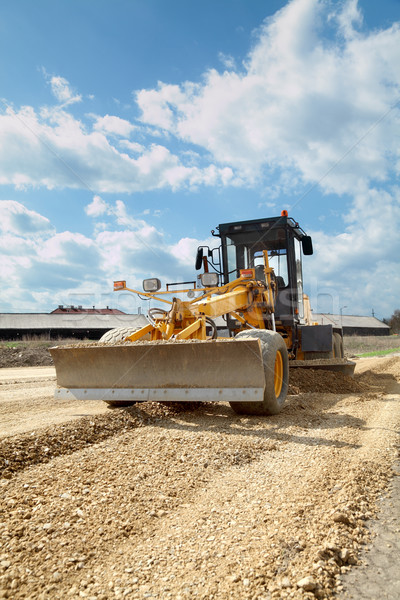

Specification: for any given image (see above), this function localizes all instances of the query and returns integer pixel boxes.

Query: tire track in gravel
[91,386,399,600]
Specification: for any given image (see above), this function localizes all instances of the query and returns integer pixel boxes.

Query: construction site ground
[0,353,399,600]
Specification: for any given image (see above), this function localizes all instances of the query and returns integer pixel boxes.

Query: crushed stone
[0,354,399,600]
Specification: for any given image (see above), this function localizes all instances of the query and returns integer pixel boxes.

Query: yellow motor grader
[51,211,354,415]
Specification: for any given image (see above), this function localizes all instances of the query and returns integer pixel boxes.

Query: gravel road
[0,356,399,600]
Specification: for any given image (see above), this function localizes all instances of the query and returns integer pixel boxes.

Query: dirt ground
[0,354,399,599]
[0,367,108,439]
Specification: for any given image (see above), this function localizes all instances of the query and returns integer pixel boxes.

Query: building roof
[312,313,389,330]
[0,313,147,331]
[50,306,126,314]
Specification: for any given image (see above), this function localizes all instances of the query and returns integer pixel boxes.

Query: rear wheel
[99,326,150,344]
[333,332,344,358]
[229,330,289,416]
[99,326,149,406]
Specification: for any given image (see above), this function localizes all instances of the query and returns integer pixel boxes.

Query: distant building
[0,307,146,340]
[312,314,390,336]
[0,306,390,340]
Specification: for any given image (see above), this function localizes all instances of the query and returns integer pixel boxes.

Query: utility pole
[340,306,347,328]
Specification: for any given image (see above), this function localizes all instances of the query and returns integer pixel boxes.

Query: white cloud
[136,83,186,131]
[2,4,398,199]
[0,200,53,235]
[334,0,363,39]
[0,103,235,193]
[0,204,103,310]
[92,114,136,137]
[119,140,144,153]
[1,2,400,318]
[218,52,237,70]
[131,0,400,318]
[49,75,82,106]
[304,185,400,317]
[84,197,164,236]
[136,0,400,194]
[170,236,215,266]
[85,195,108,217]
[39,231,96,265]
[0,198,219,312]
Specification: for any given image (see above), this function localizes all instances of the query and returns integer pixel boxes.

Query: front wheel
[99,326,150,344]
[229,330,289,416]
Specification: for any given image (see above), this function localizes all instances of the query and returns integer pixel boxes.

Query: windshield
[225,227,289,284]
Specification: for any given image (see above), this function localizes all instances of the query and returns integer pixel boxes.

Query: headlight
[200,273,219,287]
[143,278,161,292]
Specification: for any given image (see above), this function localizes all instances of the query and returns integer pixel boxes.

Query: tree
[389,309,400,334]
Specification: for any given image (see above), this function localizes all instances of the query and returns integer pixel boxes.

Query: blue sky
[0,0,399,319]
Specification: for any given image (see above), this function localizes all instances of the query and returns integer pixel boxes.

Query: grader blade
[50,339,266,404]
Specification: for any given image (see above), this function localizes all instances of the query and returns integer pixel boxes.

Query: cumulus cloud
[0,197,218,312]
[84,196,162,239]
[334,0,363,39]
[0,202,102,310]
[0,200,53,235]
[49,75,82,105]
[38,231,97,266]
[0,198,183,311]
[136,0,400,194]
[1,1,400,317]
[119,140,144,153]
[132,0,400,316]
[1,3,398,199]
[304,185,400,317]
[92,114,136,137]
[218,52,237,70]
[0,104,236,193]
[170,235,217,273]
[85,195,108,217]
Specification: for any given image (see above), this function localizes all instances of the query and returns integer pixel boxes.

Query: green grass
[0,340,55,350]
[0,337,95,350]
[355,346,400,358]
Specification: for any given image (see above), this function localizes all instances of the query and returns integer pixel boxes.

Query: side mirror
[195,247,203,270]
[302,236,313,255]
[211,248,220,265]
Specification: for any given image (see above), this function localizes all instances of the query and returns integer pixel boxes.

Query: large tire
[229,330,289,416]
[99,326,150,344]
[99,326,149,406]
[333,332,344,359]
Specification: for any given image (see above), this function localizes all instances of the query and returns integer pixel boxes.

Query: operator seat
[255,265,265,281]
